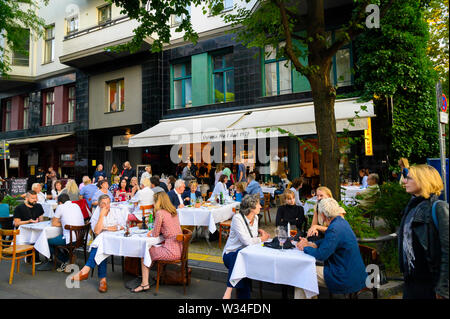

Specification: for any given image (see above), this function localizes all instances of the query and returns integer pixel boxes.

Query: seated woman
[59,179,80,201]
[182,180,202,206]
[92,180,114,207]
[109,176,121,194]
[233,182,247,202]
[295,198,367,298]
[289,177,304,206]
[222,194,270,299]
[307,186,341,238]
[129,177,140,197]
[51,180,63,200]
[209,174,231,202]
[114,178,130,202]
[275,189,306,235]
[131,190,183,292]
[71,194,126,292]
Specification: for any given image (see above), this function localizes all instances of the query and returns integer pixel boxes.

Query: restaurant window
[44,91,55,126]
[107,79,124,113]
[328,30,353,87]
[264,43,292,96]
[43,25,55,64]
[66,15,79,35]
[23,96,29,129]
[12,28,30,66]
[4,100,11,131]
[171,5,191,27]
[68,86,76,122]
[98,4,111,24]
[172,61,192,109]
[212,53,234,103]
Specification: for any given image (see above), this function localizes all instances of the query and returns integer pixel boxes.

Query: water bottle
[148,212,154,231]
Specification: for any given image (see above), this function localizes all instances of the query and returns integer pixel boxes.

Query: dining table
[16,220,62,258]
[261,186,277,198]
[341,185,363,205]
[229,242,319,299]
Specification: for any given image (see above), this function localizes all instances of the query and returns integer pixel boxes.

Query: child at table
[232,182,247,202]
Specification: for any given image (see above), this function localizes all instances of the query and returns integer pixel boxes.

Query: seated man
[13,190,45,264]
[150,175,169,193]
[79,177,99,209]
[38,193,85,271]
[246,173,264,205]
[356,173,380,211]
[21,183,46,203]
[168,179,186,209]
[296,198,367,299]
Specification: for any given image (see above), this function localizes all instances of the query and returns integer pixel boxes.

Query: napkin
[282,240,296,249]
[263,237,281,249]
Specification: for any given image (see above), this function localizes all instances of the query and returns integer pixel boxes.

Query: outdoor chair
[218,207,237,249]
[53,222,91,269]
[262,193,272,225]
[155,228,193,295]
[0,229,35,284]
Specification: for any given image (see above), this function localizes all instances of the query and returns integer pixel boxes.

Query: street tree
[109,0,395,199]
[0,0,48,77]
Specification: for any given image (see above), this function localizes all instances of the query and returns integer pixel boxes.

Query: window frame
[67,86,76,122]
[262,44,293,97]
[66,15,79,35]
[11,28,30,67]
[171,5,191,27]
[43,24,55,64]
[97,4,112,25]
[43,90,55,126]
[3,99,12,132]
[23,96,29,129]
[106,79,125,113]
[171,61,192,109]
[329,30,354,87]
[212,52,235,103]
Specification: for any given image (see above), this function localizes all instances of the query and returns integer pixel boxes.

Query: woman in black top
[276,189,306,235]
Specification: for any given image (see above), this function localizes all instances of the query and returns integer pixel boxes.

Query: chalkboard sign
[10,178,28,195]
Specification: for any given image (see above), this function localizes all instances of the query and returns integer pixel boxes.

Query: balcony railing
[64,15,130,41]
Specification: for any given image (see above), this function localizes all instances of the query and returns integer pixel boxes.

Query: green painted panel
[191,53,210,107]
[288,137,301,179]
[292,35,310,93]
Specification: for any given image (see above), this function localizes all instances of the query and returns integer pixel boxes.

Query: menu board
[10,178,28,195]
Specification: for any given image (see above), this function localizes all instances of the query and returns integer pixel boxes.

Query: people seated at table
[131,190,183,293]
[59,179,80,201]
[275,189,306,234]
[21,183,47,203]
[150,175,169,193]
[168,179,186,209]
[71,195,126,292]
[306,186,339,238]
[109,176,121,194]
[129,177,140,197]
[113,178,130,202]
[43,193,85,272]
[246,173,264,205]
[209,175,231,202]
[359,168,369,189]
[222,194,270,299]
[92,180,114,208]
[79,177,99,209]
[79,176,90,191]
[14,190,45,228]
[129,178,155,223]
[51,180,63,200]
[295,198,367,298]
[233,182,247,202]
[356,173,380,211]
[92,164,107,184]
[182,180,202,205]
[167,175,177,191]
[289,177,303,207]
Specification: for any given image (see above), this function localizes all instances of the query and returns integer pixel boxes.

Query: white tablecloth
[16,221,62,258]
[229,244,319,299]
[90,228,163,267]
[41,200,58,218]
[341,186,362,205]
[177,202,239,233]
[261,187,277,197]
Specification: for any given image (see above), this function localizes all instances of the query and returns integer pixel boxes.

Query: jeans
[85,247,107,279]
[48,235,69,263]
[223,249,252,299]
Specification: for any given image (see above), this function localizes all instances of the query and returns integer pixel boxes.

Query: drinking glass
[276,226,288,250]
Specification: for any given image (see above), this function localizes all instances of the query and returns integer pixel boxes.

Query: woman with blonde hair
[60,179,80,201]
[131,190,183,293]
[306,186,339,238]
[399,164,448,299]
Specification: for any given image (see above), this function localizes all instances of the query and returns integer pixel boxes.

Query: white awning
[7,133,74,145]
[128,98,374,147]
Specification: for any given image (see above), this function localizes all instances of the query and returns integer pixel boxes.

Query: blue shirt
[361,176,368,189]
[92,189,114,206]
[304,216,367,294]
[93,170,106,182]
[79,184,99,208]
[246,180,264,202]
[237,164,246,182]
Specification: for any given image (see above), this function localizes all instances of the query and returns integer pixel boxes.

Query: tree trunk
[309,74,341,201]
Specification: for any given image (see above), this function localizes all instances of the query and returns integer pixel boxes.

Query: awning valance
[7,133,74,145]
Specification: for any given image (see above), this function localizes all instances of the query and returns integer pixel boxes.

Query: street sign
[443,94,448,112]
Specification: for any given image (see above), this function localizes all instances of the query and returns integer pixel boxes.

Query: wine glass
[276,226,288,250]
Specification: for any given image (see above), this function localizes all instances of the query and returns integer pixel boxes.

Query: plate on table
[132,229,148,234]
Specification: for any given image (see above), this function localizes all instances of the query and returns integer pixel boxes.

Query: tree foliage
[0,0,47,77]
[355,0,439,164]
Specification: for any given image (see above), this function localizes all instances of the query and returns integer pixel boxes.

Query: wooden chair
[218,207,237,249]
[262,193,272,225]
[53,223,91,268]
[130,205,154,228]
[0,229,35,284]
[155,228,193,295]
[0,216,14,240]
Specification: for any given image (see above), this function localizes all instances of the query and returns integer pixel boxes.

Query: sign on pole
[436,82,448,201]
[364,117,373,156]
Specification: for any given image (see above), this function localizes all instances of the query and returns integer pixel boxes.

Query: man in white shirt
[32,183,47,203]
[40,193,85,272]
[130,178,154,222]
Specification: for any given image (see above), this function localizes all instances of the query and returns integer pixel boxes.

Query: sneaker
[56,262,69,272]
[36,262,53,271]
